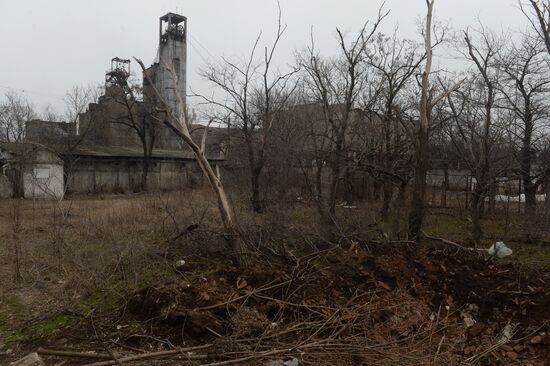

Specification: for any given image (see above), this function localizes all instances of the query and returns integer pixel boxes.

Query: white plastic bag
[488,242,513,258]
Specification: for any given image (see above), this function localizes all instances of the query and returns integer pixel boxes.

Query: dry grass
[1,189,550,364]
[0,189,223,337]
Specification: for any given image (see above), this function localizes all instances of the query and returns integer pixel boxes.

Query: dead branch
[37,347,112,359]
[82,344,212,366]
[422,231,488,252]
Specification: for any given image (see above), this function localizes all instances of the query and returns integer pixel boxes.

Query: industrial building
[0,12,224,199]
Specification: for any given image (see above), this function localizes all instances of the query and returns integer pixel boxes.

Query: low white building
[0,142,64,199]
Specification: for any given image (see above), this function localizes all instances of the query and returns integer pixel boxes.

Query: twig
[197,348,291,366]
[422,231,488,253]
[37,348,112,359]
[195,280,291,311]
[83,344,212,366]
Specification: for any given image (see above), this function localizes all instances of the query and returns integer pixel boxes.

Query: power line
[188,38,210,65]
[188,34,228,69]
[189,34,216,60]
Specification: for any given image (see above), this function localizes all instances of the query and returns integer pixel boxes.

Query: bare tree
[135,57,249,266]
[367,31,424,221]
[41,104,63,122]
[0,92,36,143]
[444,28,506,246]
[297,7,388,235]
[63,84,102,125]
[497,33,550,213]
[107,81,160,191]
[520,0,550,55]
[407,0,435,241]
[198,3,296,212]
[407,0,463,241]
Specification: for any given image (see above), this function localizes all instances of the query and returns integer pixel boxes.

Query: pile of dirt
[11,244,550,365]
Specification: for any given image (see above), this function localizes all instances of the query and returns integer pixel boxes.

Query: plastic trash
[488,242,513,258]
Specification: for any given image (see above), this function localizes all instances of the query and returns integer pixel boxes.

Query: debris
[505,350,518,360]
[267,358,299,366]
[468,322,486,337]
[175,259,186,270]
[488,242,513,259]
[236,277,248,289]
[498,322,517,343]
[530,334,545,344]
[377,281,392,291]
[9,352,45,366]
[461,310,476,328]
[513,344,527,353]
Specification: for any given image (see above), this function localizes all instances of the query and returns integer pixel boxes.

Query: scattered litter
[488,242,513,258]
[267,358,299,366]
[486,194,546,203]
[460,310,476,328]
[175,259,186,270]
[498,322,517,343]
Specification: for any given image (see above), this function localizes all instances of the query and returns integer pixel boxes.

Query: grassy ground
[1,191,550,363]
[423,207,550,270]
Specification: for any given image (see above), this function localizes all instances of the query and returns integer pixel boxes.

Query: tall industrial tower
[149,12,187,117]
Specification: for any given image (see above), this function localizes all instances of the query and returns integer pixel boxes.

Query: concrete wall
[0,175,13,198]
[0,148,66,200]
[26,120,76,145]
[22,162,64,199]
[79,86,183,151]
[66,157,204,194]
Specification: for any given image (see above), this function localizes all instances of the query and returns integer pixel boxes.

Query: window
[34,167,50,179]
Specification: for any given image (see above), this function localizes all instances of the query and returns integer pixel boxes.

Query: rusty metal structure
[105,57,131,88]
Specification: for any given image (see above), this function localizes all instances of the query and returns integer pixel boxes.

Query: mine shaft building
[144,12,188,118]
[0,12,223,198]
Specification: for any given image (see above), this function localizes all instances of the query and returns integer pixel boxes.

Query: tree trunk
[344,167,354,205]
[489,177,496,213]
[441,167,449,207]
[250,166,264,213]
[328,145,344,219]
[524,181,537,214]
[381,113,392,221]
[136,57,250,267]
[407,0,433,242]
[408,134,428,241]
[381,183,393,221]
[544,176,550,221]
[470,184,484,247]
[521,116,536,214]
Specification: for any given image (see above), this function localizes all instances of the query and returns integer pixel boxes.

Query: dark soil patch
[8,245,550,365]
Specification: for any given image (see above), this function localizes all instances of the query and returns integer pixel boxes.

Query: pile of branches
[29,248,472,365]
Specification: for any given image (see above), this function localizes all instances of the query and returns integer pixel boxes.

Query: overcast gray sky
[0,0,531,115]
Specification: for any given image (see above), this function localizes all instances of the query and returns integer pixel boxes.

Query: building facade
[0,12,223,199]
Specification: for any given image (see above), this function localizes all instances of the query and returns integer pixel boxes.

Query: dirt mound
[118,245,548,364]
[13,245,550,365]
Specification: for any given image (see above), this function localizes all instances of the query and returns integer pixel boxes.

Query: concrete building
[0,142,64,199]
[62,145,220,194]
[144,12,187,117]
[0,12,223,198]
